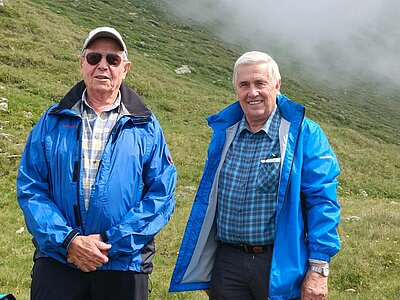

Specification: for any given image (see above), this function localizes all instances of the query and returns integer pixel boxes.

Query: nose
[97,56,109,69]
[248,85,259,98]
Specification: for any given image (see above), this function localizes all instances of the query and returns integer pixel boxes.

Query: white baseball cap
[81,26,128,56]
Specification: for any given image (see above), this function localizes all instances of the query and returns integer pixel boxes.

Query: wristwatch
[309,265,329,277]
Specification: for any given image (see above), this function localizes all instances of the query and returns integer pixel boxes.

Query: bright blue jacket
[17,81,176,272]
[170,94,340,299]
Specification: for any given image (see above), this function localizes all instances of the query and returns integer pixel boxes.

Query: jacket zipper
[276,110,305,231]
[75,121,85,234]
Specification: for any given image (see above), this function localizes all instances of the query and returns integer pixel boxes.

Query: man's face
[235,62,280,127]
[80,38,131,100]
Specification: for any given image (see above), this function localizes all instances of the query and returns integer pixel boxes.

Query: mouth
[94,75,110,80]
[247,100,263,105]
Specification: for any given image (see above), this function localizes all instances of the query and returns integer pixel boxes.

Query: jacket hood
[50,80,152,117]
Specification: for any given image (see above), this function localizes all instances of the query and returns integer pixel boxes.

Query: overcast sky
[164,0,400,88]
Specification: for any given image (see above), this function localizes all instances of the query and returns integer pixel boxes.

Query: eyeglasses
[84,52,124,67]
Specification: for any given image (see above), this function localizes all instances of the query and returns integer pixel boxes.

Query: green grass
[331,197,400,299]
[0,0,399,299]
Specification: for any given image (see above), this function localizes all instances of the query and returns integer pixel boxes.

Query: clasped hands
[67,234,111,272]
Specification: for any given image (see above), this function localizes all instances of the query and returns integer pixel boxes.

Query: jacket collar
[50,80,151,117]
[207,94,305,131]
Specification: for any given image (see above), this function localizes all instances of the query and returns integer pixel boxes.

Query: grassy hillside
[0,0,399,299]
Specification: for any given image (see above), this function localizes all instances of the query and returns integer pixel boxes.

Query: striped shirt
[216,107,282,245]
[80,91,121,210]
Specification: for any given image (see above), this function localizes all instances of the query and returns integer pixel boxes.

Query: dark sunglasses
[84,52,124,67]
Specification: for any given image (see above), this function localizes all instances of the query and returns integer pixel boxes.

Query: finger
[79,262,99,272]
[87,249,109,264]
[67,257,75,264]
[94,256,107,266]
[69,252,104,268]
[82,254,106,267]
[97,241,112,251]
[99,255,109,264]
[80,266,91,273]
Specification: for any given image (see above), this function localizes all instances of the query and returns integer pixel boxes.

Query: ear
[122,61,131,80]
[275,79,281,91]
[79,56,85,75]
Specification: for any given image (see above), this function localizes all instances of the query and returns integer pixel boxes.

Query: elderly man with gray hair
[170,51,340,300]
[17,26,176,300]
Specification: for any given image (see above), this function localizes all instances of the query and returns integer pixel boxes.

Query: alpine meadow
[0,0,399,299]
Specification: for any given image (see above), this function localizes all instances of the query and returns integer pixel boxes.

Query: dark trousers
[31,257,148,300]
[210,243,273,300]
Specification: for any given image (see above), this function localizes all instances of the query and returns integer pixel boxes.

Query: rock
[0,97,8,112]
[16,227,25,234]
[175,65,192,75]
[148,19,160,26]
[344,216,361,221]
[23,111,33,118]
[71,0,79,8]
[0,133,12,140]
[358,189,368,197]
[337,114,346,121]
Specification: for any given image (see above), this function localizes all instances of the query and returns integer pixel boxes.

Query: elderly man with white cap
[17,26,176,300]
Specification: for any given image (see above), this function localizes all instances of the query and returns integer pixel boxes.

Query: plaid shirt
[80,91,121,210]
[216,106,282,245]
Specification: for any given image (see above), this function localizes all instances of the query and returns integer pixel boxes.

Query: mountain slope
[0,0,399,299]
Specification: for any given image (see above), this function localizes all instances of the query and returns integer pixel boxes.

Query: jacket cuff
[309,251,331,263]
[60,229,80,256]
[309,258,328,264]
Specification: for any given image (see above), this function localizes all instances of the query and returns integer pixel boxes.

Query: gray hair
[232,51,281,87]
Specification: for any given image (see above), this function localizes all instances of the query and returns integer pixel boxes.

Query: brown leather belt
[219,241,272,254]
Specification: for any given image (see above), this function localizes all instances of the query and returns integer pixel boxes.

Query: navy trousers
[31,257,148,300]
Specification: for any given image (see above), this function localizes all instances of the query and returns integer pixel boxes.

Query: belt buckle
[253,246,264,254]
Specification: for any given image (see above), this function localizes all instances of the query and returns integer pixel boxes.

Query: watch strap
[309,265,329,277]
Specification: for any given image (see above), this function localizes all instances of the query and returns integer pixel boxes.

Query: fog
[163,0,400,89]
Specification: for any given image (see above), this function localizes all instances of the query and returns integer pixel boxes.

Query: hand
[67,234,111,272]
[301,269,328,300]
[87,234,110,256]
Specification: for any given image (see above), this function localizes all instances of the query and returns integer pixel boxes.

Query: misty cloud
[163,0,400,88]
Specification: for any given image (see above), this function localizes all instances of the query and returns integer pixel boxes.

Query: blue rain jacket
[17,81,176,272]
[170,94,340,299]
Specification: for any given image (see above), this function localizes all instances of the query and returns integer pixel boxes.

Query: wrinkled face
[235,62,280,126]
[80,38,131,100]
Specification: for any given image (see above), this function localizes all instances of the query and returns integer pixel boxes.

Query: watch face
[322,267,329,276]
